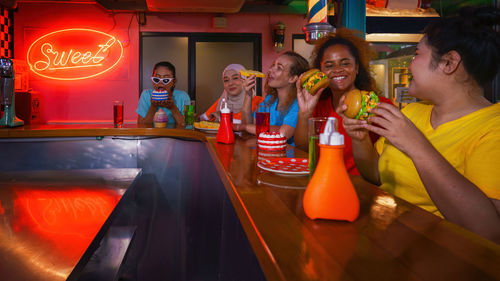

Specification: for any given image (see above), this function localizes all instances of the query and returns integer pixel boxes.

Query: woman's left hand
[164,98,175,109]
[363,103,427,156]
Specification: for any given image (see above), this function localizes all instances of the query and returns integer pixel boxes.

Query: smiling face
[267,55,296,89]
[223,69,244,96]
[152,66,175,92]
[320,44,359,93]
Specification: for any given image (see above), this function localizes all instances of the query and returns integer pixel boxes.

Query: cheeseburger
[344,89,379,120]
[300,69,329,95]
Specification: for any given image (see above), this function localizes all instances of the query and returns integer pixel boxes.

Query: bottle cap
[220,98,231,114]
[319,117,344,145]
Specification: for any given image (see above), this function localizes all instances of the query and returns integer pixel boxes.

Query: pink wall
[14,3,307,124]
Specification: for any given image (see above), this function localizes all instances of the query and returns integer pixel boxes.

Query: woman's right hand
[243,75,256,96]
[296,73,323,115]
[337,95,370,142]
[209,111,220,122]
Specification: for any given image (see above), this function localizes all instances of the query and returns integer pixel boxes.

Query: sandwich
[344,89,379,120]
[239,69,266,78]
[301,69,329,95]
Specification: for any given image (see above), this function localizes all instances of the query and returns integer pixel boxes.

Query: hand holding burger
[300,69,329,95]
[343,89,379,120]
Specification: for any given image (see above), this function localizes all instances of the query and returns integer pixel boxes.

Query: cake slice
[258,132,287,151]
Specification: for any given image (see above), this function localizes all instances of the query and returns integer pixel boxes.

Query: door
[141,33,261,115]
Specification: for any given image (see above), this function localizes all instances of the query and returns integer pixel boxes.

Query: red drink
[255,112,270,137]
[113,102,124,128]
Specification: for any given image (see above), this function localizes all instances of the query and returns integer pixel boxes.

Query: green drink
[184,104,195,128]
[308,117,327,178]
[309,135,320,179]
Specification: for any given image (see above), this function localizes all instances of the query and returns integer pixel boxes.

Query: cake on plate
[258,132,286,151]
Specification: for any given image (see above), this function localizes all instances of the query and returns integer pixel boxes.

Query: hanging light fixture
[273,21,286,52]
[303,0,335,44]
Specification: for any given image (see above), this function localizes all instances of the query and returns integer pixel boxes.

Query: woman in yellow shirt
[341,6,500,243]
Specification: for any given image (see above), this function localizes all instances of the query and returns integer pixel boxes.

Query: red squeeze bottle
[303,117,359,222]
[216,99,235,144]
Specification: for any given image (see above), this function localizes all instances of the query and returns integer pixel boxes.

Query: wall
[13,3,307,124]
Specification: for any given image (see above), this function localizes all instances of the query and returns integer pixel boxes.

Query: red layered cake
[258,132,287,151]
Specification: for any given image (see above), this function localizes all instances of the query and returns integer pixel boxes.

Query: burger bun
[344,89,362,118]
[300,69,329,96]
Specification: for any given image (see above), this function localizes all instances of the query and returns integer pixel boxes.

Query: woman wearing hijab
[200,64,263,123]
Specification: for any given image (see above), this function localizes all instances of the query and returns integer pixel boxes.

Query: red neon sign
[27,28,124,80]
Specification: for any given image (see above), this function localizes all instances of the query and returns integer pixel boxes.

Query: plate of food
[257,158,309,176]
[194,121,220,133]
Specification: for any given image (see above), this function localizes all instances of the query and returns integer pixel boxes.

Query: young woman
[137,61,191,127]
[240,51,309,144]
[200,64,263,123]
[294,28,392,174]
[342,6,500,243]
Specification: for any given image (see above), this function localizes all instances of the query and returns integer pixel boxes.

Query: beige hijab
[216,64,246,114]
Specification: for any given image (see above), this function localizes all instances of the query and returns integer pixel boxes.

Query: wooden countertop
[2,125,500,281]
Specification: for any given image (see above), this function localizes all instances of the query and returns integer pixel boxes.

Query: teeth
[332,76,346,81]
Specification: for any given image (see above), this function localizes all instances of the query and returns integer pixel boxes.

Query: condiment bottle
[216,99,234,144]
[153,108,168,128]
[303,117,359,222]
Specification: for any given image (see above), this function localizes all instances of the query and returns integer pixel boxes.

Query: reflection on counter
[257,172,308,190]
[13,189,121,259]
[0,169,136,281]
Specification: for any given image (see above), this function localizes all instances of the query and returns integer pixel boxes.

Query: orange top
[204,96,264,121]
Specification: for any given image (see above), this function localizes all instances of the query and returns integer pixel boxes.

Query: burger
[344,89,380,120]
[301,69,330,95]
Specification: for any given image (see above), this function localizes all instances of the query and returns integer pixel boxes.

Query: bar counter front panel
[0,126,499,281]
[0,134,265,281]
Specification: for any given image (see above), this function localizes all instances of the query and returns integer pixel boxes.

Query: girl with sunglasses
[137,61,191,127]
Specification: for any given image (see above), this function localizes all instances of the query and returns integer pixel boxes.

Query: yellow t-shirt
[375,102,500,217]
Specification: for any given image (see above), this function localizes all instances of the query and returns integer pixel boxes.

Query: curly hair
[311,28,378,93]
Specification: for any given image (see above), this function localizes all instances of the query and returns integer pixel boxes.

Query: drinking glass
[184,100,195,128]
[113,100,124,128]
[308,117,327,178]
[255,103,270,137]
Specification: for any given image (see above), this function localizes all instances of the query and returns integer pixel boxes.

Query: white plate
[194,126,219,133]
[257,158,309,176]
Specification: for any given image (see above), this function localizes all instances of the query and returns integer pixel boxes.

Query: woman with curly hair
[294,28,392,174]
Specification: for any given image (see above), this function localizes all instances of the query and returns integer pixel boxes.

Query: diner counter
[1,125,500,281]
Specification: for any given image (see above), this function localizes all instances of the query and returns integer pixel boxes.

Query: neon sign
[27,28,124,80]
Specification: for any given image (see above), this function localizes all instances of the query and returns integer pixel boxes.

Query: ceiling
[9,0,308,13]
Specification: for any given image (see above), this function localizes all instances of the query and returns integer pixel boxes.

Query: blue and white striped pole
[308,0,328,23]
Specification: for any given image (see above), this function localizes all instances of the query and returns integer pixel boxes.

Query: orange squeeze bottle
[303,117,359,222]
[216,99,235,144]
